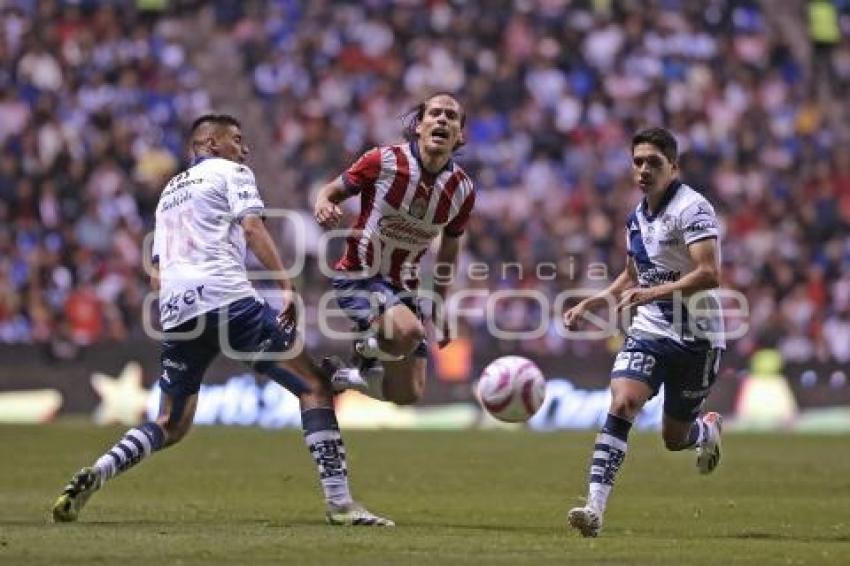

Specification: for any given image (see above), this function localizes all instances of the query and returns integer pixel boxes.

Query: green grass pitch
[1,423,848,565]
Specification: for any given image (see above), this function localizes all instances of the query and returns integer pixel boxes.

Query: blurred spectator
[0,1,209,347]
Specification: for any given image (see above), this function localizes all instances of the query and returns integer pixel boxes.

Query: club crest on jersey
[409,194,429,219]
[408,181,433,219]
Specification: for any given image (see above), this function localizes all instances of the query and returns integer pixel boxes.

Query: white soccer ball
[476,356,546,423]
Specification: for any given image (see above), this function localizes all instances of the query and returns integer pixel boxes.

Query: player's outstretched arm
[564,260,637,330]
[313,177,348,229]
[242,214,295,296]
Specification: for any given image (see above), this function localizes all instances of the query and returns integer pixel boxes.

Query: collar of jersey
[640,179,682,222]
[409,140,454,174]
[191,156,212,166]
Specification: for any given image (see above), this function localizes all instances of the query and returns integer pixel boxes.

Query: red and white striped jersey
[335,141,475,289]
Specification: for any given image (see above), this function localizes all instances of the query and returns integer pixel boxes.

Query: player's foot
[567,505,603,538]
[323,356,371,394]
[52,467,100,522]
[696,411,723,475]
[326,502,395,527]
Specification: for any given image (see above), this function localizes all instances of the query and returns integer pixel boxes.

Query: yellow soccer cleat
[52,467,100,523]
[326,502,395,527]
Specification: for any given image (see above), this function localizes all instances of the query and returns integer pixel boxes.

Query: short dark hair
[632,127,678,163]
[403,92,466,150]
[190,113,241,134]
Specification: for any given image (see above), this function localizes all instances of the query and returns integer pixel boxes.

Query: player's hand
[277,299,297,331]
[314,198,343,229]
[617,288,657,310]
[563,302,588,330]
[277,283,298,330]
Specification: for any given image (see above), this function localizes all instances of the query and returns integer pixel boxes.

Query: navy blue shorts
[331,275,428,358]
[158,297,295,398]
[611,334,722,422]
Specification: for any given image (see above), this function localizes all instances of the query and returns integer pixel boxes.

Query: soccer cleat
[326,502,395,527]
[567,505,603,538]
[323,356,370,394]
[52,467,100,522]
[696,412,723,475]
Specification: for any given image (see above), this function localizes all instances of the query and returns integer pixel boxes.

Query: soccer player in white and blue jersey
[52,114,392,527]
[563,127,724,537]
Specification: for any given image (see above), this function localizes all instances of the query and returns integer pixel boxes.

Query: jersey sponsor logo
[162,357,188,371]
[685,204,717,232]
[686,220,717,233]
[637,266,680,285]
[236,189,259,200]
[160,285,206,316]
[376,215,439,245]
[161,191,193,211]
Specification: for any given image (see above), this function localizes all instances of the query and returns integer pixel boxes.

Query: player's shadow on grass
[715,532,850,543]
[397,521,562,535]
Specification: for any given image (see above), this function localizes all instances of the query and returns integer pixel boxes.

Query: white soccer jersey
[152,157,264,329]
[625,181,725,349]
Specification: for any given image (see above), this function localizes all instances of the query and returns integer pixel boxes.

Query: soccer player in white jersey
[563,127,725,537]
[52,114,392,527]
[313,93,475,404]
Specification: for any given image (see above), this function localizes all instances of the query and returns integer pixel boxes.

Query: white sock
[301,408,353,508]
[93,422,165,487]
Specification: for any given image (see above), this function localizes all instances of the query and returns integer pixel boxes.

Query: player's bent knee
[609,395,642,420]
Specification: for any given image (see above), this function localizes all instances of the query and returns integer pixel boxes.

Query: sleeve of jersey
[444,189,476,237]
[341,147,381,196]
[225,164,265,220]
[681,200,720,246]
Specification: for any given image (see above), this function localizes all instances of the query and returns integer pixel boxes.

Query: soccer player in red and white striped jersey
[314,93,474,404]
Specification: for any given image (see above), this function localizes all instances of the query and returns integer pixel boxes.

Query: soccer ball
[476,356,546,423]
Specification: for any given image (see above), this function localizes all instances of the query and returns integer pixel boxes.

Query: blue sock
[587,413,633,511]
[93,422,165,485]
[301,408,352,507]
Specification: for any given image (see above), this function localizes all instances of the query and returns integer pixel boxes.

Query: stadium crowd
[0,1,208,348]
[1,0,849,366]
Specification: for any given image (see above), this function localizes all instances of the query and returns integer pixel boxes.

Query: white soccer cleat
[326,502,395,527]
[330,367,370,394]
[52,467,100,522]
[323,356,371,394]
[696,411,723,475]
[567,505,603,538]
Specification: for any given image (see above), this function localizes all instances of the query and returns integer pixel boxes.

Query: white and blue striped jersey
[625,180,725,349]
[152,157,264,329]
